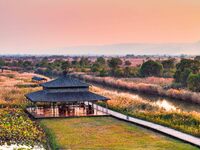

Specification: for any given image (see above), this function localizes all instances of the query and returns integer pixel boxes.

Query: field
[40,117,198,150]
[0,70,199,149]
[0,71,48,149]
[0,70,47,107]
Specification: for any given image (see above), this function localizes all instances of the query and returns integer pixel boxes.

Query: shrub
[140,60,163,77]
[187,73,200,92]
[6,74,15,78]
[0,109,46,146]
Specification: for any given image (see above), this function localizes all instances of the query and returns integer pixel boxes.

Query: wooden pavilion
[25,74,110,118]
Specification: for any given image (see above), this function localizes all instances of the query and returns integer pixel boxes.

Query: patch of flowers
[0,108,46,147]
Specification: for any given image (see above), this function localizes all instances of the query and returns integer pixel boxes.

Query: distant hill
[59,42,200,56]
[1,42,200,56]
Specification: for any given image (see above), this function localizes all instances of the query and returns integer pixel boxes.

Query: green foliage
[61,61,70,71]
[161,58,176,70]
[123,67,139,77]
[187,73,200,92]
[91,63,101,73]
[108,57,123,76]
[0,109,46,146]
[40,122,60,150]
[0,58,5,67]
[79,57,91,67]
[176,59,200,74]
[99,69,108,77]
[108,57,122,69]
[180,68,192,86]
[161,59,176,77]
[194,56,200,61]
[96,57,106,65]
[140,60,163,77]
[124,60,131,66]
[174,59,200,86]
[163,68,176,78]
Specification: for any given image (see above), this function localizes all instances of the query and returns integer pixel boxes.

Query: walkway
[93,103,200,147]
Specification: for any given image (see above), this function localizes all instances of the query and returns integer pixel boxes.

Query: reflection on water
[154,100,178,111]
[94,84,200,114]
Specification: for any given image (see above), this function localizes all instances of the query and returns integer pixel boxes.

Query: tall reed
[73,74,200,104]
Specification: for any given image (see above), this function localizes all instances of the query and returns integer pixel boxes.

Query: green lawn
[40,117,199,150]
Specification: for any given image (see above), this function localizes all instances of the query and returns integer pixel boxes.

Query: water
[93,83,200,114]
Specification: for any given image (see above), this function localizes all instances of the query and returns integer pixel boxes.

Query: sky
[0,0,200,55]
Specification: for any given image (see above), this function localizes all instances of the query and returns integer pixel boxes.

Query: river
[91,82,200,114]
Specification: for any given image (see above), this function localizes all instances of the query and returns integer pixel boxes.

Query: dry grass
[0,70,46,106]
[74,74,200,104]
[123,77,173,86]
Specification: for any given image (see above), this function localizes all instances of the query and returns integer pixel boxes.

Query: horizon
[1,0,200,55]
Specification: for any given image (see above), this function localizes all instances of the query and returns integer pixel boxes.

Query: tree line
[0,56,200,92]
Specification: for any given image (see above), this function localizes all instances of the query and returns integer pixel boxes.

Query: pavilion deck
[26,105,109,119]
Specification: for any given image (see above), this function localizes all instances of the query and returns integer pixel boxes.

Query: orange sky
[0,0,200,54]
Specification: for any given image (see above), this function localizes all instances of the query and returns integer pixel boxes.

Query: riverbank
[73,73,200,104]
[89,86,200,138]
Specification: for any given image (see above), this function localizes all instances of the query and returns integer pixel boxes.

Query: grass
[0,71,43,107]
[91,86,200,137]
[40,117,198,150]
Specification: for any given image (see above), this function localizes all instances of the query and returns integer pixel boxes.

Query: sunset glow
[0,0,200,54]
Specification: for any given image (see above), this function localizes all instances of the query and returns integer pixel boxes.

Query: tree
[123,67,139,77]
[108,58,122,69]
[187,73,200,92]
[91,63,100,72]
[96,57,106,66]
[180,68,192,86]
[108,57,122,76]
[0,59,5,67]
[174,59,200,85]
[79,57,90,67]
[61,61,70,72]
[125,60,131,66]
[161,59,176,70]
[194,56,200,61]
[99,68,108,77]
[176,59,200,74]
[22,61,32,70]
[140,60,163,77]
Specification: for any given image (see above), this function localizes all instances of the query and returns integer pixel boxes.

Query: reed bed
[74,74,200,104]
[90,86,200,137]
[0,71,42,107]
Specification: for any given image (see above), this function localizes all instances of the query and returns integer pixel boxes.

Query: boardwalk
[93,103,200,147]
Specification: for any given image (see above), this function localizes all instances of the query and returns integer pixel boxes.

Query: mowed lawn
[40,117,198,150]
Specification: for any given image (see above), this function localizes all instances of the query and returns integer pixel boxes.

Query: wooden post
[96,103,98,115]
[106,100,108,114]
[53,102,55,117]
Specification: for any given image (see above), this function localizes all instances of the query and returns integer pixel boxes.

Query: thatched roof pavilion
[26,74,109,118]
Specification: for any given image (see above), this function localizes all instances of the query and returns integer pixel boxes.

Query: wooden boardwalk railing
[93,103,200,147]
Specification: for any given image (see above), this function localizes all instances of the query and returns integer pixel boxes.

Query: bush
[0,109,46,146]
[187,73,200,92]
[6,74,15,78]
[140,60,163,77]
